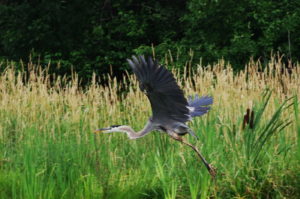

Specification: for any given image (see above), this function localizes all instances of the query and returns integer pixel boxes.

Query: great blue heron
[95,55,216,177]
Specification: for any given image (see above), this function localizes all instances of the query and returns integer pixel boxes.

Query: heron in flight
[95,55,216,177]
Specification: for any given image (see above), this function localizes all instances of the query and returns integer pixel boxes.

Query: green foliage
[0,92,298,198]
[181,0,300,68]
[0,58,299,198]
[227,90,293,165]
[0,0,300,81]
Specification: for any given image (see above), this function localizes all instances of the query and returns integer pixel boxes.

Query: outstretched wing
[127,55,189,123]
[188,95,213,117]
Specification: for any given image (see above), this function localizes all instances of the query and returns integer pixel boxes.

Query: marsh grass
[0,56,299,198]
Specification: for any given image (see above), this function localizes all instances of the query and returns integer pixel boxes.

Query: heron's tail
[188,95,213,117]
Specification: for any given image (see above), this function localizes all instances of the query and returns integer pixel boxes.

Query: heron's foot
[207,164,217,179]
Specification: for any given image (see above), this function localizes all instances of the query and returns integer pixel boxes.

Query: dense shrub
[0,0,299,82]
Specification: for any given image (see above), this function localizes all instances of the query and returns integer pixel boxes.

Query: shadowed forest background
[0,0,300,83]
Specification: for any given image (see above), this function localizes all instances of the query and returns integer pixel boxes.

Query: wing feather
[127,55,189,123]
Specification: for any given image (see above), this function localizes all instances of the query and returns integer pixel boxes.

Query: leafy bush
[0,0,300,82]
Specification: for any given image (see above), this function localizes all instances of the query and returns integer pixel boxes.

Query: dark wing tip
[111,125,121,128]
[127,55,190,123]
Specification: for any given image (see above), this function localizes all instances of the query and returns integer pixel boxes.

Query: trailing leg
[168,132,217,178]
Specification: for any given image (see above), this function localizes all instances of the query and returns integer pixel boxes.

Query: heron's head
[94,125,124,134]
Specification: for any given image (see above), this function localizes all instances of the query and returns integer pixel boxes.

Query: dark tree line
[0,0,299,82]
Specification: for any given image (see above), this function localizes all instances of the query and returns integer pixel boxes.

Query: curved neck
[119,121,154,139]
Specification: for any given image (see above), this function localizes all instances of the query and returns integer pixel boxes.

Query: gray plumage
[188,95,213,117]
[95,55,217,177]
[127,55,213,138]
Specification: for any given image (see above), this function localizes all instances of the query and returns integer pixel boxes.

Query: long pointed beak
[94,127,110,133]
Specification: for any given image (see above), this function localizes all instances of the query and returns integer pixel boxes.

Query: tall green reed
[0,56,299,198]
